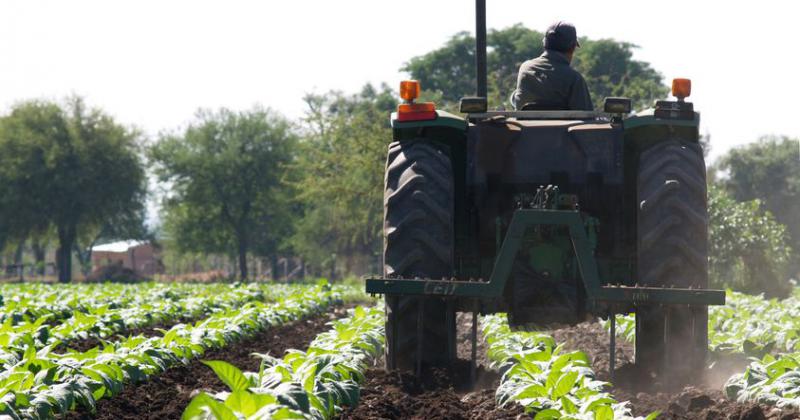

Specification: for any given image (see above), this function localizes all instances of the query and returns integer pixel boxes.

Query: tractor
[365,0,725,382]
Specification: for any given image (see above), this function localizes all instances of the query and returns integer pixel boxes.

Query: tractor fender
[623,109,701,153]
[390,110,468,148]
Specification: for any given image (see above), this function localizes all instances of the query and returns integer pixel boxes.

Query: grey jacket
[510,50,593,111]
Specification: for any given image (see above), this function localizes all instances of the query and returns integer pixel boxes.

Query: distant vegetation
[0,25,797,296]
[404,24,668,110]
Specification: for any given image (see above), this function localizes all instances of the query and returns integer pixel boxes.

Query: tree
[150,107,296,280]
[708,185,792,297]
[403,24,669,110]
[716,136,800,274]
[0,97,146,282]
[290,84,396,274]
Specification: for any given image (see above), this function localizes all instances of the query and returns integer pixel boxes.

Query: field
[0,282,797,419]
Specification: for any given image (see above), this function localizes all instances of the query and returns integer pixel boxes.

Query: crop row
[716,290,800,409]
[0,283,296,357]
[0,282,287,326]
[183,305,384,419]
[725,352,800,409]
[606,289,800,357]
[605,289,800,410]
[481,314,655,420]
[0,283,348,419]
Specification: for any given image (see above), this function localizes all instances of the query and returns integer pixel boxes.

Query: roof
[91,240,147,253]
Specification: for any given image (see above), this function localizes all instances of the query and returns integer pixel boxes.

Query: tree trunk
[329,253,337,282]
[73,242,94,277]
[14,241,24,281]
[237,233,248,281]
[57,224,76,283]
[31,240,47,276]
[270,255,279,281]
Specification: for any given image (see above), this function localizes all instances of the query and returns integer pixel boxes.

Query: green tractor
[366,0,725,382]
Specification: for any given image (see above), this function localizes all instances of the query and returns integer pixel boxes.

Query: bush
[708,184,793,297]
[85,263,145,283]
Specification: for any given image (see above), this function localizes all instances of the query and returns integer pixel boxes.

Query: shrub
[708,184,793,298]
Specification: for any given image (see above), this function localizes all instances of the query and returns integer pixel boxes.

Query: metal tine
[470,310,478,385]
[446,300,455,360]
[417,300,424,378]
[610,312,616,383]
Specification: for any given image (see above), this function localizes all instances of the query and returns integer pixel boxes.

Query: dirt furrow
[337,313,529,420]
[65,304,355,420]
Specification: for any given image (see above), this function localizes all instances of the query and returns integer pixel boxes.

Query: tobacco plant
[183,305,384,420]
[482,314,656,420]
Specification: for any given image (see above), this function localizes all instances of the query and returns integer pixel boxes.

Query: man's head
[543,21,580,60]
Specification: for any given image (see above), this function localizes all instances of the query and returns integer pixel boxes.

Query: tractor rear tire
[383,140,456,372]
[636,139,709,380]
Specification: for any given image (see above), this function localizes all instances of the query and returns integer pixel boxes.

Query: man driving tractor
[510,21,593,111]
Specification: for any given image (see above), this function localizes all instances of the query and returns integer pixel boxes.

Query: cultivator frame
[367,208,724,307]
[366,208,726,378]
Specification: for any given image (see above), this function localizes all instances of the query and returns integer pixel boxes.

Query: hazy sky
[1,0,799,163]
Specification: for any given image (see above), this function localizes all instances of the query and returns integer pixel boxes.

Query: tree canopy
[715,136,800,274]
[708,184,793,297]
[403,24,669,110]
[0,97,146,282]
[288,84,396,276]
[150,107,297,280]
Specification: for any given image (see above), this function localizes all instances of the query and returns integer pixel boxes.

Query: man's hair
[543,21,579,53]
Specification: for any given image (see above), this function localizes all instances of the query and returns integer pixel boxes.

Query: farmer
[510,21,593,111]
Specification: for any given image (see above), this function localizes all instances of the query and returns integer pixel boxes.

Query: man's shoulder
[520,57,543,69]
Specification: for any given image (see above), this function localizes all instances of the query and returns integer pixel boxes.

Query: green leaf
[593,405,614,420]
[560,395,577,414]
[533,408,561,419]
[552,371,579,399]
[266,406,308,419]
[182,392,237,420]
[513,383,547,400]
[644,410,662,420]
[202,360,252,392]
[354,306,366,318]
[225,390,277,416]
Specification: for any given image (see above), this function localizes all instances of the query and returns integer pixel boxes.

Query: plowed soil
[64,308,800,420]
[337,313,530,420]
[343,317,800,420]
[66,305,354,420]
[550,321,800,420]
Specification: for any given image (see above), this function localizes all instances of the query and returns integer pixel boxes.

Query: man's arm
[510,62,529,110]
[568,74,594,111]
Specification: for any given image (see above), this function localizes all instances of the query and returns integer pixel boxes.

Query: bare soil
[550,320,800,420]
[65,305,355,420]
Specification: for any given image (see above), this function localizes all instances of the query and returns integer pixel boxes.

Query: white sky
[2,0,799,164]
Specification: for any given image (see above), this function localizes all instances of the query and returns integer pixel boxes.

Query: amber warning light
[400,80,420,102]
[397,80,437,122]
[672,78,691,101]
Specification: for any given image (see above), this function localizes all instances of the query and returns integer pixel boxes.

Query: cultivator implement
[367,207,725,379]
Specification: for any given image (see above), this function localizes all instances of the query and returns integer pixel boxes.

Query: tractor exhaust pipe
[475,0,487,98]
